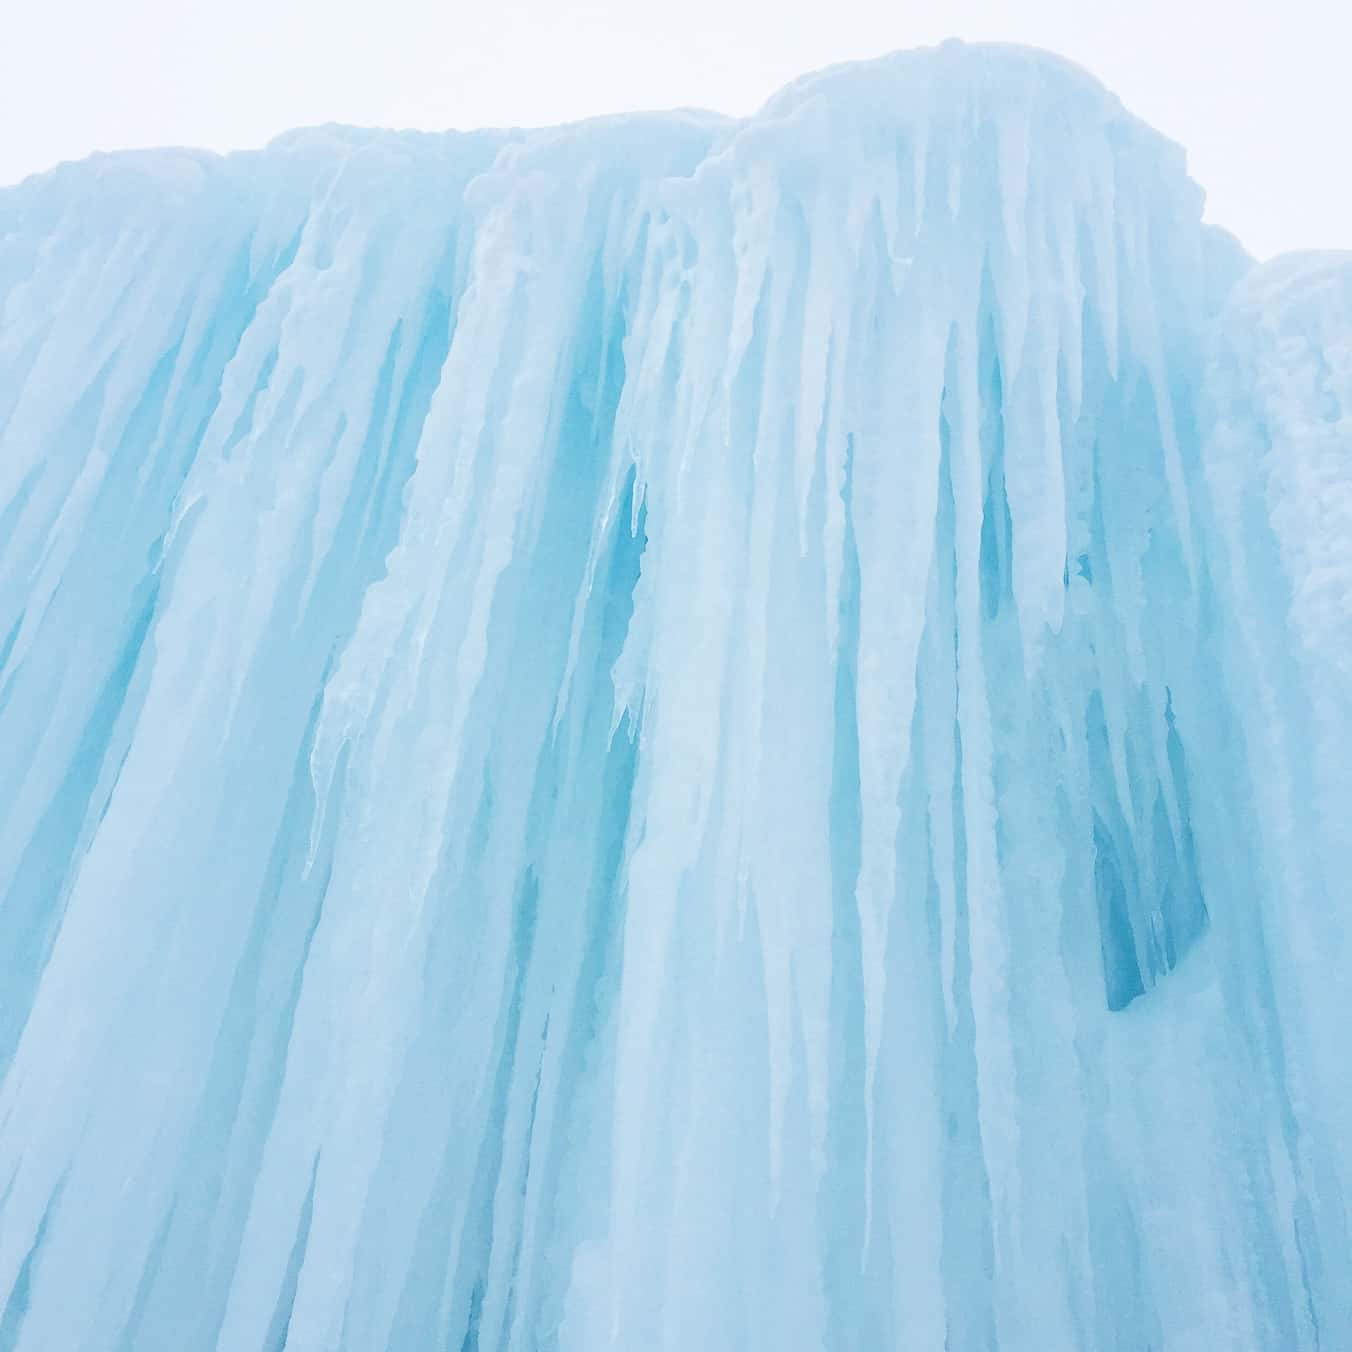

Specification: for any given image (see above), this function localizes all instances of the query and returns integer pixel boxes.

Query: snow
[0,38,1348,1352]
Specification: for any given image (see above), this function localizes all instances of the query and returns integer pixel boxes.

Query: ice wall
[0,41,1348,1352]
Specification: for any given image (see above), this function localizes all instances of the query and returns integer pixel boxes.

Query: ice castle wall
[0,41,1348,1352]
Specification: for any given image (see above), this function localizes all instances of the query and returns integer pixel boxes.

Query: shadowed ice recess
[1,38,1350,1352]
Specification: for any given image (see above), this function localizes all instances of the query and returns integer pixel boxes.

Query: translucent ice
[0,40,1348,1352]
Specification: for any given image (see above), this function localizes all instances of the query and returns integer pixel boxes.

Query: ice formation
[0,39,1349,1351]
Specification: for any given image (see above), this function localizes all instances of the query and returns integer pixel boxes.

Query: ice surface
[0,39,1348,1352]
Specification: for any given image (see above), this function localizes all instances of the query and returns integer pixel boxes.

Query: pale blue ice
[0,40,1349,1352]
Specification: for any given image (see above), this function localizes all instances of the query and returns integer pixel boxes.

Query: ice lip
[0,41,1348,1352]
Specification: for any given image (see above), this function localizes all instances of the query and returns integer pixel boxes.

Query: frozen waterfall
[0,39,1349,1352]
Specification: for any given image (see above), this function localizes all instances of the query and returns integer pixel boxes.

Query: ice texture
[0,39,1349,1352]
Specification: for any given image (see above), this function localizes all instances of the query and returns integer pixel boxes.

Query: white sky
[2,0,1348,260]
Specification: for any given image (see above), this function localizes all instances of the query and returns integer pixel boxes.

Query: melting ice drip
[0,40,1349,1352]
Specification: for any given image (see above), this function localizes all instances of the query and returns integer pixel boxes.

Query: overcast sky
[3,0,1348,260]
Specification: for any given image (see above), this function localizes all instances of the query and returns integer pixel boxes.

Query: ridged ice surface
[0,40,1349,1352]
